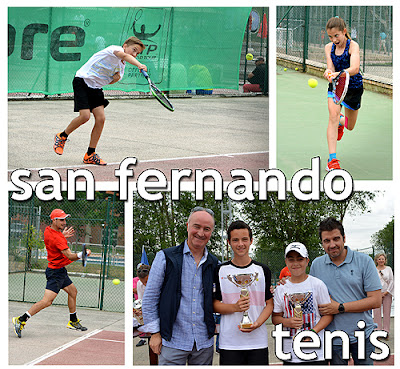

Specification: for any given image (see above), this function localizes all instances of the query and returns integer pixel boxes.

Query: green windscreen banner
[8,7,251,94]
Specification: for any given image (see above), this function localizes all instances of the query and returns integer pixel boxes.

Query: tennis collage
[6,2,397,367]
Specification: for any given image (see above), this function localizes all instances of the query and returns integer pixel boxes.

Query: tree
[371,218,394,269]
[239,191,378,279]
[133,192,236,266]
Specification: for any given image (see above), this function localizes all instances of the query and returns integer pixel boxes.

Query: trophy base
[240,323,253,329]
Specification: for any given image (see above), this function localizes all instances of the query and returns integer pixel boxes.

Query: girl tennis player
[53,37,147,165]
[323,17,363,171]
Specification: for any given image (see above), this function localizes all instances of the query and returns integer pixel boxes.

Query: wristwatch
[338,303,345,314]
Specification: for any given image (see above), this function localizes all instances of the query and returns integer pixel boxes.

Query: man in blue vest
[140,207,219,365]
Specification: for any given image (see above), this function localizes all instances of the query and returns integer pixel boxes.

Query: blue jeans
[331,336,374,365]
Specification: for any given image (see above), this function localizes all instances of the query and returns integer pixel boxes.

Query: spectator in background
[133,263,142,300]
[136,264,151,347]
[379,31,388,54]
[279,265,291,280]
[373,253,393,340]
[137,264,150,300]
[243,57,266,93]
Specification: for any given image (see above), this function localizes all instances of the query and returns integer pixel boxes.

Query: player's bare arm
[324,43,337,80]
[213,295,250,314]
[318,290,382,315]
[61,247,92,261]
[109,72,121,85]
[113,50,147,72]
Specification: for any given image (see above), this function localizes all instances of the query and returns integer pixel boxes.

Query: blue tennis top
[310,246,381,344]
[331,39,363,88]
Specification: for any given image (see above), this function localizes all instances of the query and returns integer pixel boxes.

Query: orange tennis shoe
[83,152,107,166]
[337,113,345,141]
[326,158,341,171]
[54,133,67,155]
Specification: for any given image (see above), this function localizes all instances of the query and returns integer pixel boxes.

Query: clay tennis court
[8,95,269,182]
[9,301,124,365]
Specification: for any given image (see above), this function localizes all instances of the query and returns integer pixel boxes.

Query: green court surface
[277,65,392,180]
[9,272,124,312]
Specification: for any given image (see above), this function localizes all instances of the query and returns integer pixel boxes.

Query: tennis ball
[113,279,120,285]
[295,67,299,71]
[284,68,287,71]
[246,53,253,61]
[308,78,318,88]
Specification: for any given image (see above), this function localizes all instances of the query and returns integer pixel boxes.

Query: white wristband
[77,252,83,259]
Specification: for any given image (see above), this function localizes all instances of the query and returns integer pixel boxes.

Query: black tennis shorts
[328,83,363,111]
[45,267,73,293]
[219,348,269,365]
[73,77,110,112]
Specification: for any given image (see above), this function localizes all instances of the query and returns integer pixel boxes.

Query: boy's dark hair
[123,36,145,50]
[227,220,252,241]
[318,217,345,239]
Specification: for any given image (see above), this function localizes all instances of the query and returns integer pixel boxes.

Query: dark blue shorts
[73,77,109,112]
[45,267,73,293]
[328,84,363,110]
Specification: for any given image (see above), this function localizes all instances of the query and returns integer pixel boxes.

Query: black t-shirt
[248,63,266,87]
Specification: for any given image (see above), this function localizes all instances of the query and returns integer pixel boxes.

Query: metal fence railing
[9,193,125,312]
[277,6,393,86]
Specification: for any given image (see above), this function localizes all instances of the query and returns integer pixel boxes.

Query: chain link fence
[277,6,393,90]
[9,193,125,312]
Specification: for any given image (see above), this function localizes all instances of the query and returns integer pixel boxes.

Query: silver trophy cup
[133,299,144,326]
[287,292,311,338]
[227,273,258,329]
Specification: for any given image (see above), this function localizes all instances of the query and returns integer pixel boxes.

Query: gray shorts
[158,344,214,365]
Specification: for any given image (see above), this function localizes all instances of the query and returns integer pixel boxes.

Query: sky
[342,187,394,254]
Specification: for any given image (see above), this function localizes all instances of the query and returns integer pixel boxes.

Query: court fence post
[302,6,310,72]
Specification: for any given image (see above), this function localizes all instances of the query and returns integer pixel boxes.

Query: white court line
[11,151,269,171]
[25,329,102,366]
[88,337,124,344]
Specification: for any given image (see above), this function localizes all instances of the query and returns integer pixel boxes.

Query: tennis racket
[141,70,174,112]
[329,70,349,105]
[82,244,88,267]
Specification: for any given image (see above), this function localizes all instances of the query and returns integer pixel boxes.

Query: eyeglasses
[379,270,384,277]
[190,206,215,217]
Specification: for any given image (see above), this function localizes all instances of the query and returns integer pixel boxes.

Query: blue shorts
[45,267,73,293]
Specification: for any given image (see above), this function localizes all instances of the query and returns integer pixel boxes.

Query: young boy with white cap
[272,242,333,365]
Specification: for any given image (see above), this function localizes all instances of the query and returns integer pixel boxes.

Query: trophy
[227,273,258,329]
[287,292,311,338]
[133,299,144,326]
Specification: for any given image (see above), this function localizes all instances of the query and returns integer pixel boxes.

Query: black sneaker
[136,339,147,347]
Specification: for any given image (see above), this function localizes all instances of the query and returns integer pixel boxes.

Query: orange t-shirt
[44,226,73,269]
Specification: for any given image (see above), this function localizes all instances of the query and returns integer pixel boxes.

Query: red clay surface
[8,152,269,182]
[35,330,124,365]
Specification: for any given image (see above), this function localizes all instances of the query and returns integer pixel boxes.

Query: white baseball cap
[285,242,309,258]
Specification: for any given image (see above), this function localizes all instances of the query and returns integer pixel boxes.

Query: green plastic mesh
[8,7,251,94]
